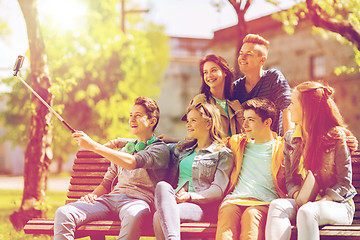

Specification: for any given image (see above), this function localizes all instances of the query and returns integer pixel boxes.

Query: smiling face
[128,104,155,138]
[243,109,270,141]
[186,109,210,140]
[202,61,226,91]
[238,43,266,74]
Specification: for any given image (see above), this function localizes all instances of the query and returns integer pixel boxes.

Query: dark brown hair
[199,54,234,102]
[134,97,160,131]
[242,98,277,127]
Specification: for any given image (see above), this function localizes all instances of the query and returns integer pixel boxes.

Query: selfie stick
[13,55,75,133]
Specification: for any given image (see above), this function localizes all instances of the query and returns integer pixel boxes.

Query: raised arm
[73,131,137,170]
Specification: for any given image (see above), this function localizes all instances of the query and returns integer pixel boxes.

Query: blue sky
[0,0,294,80]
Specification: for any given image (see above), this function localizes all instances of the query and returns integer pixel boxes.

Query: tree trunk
[234,11,247,79]
[228,0,251,79]
[10,0,53,230]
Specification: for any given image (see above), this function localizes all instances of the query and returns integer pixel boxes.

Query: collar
[201,141,219,153]
[189,141,219,153]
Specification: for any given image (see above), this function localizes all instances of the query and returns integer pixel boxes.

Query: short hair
[242,98,276,125]
[134,97,160,130]
[243,34,269,56]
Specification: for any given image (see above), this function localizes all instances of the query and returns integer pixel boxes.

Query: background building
[210,14,360,140]
[156,37,211,140]
[156,14,360,141]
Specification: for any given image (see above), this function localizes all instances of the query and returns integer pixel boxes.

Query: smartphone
[13,55,24,75]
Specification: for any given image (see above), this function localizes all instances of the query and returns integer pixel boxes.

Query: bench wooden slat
[24,225,53,235]
[68,185,98,191]
[24,149,360,239]
[73,164,109,172]
[71,172,107,178]
[65,199,77,204]
[67,191,93,199]
[70,178,104,185]
[24,218,216,238]
[76,150,102,158]
[74,158,108,164]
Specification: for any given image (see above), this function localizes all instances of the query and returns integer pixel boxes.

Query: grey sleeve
[283,132,302,198]
[326,136,356,201]
[134,141,170,169]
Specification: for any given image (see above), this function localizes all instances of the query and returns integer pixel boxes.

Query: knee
[218,201,237,217]
[269,199,283,210]
[268,199,289,215]
[297,203,316,223]
[155,181,172,194]
[55,206,72,222]
[122,206,151,226]
[155,181,174,207]
[218,201,242,225]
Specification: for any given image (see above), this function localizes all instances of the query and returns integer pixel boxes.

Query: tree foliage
[273,0,360,74]
[0,0,169,169]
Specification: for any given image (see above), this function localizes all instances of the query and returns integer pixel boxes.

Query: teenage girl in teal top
[191,54,244,136]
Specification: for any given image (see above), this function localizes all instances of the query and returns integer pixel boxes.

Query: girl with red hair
[265,81,357,240]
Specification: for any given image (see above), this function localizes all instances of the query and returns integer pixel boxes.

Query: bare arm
[103,139,119,149]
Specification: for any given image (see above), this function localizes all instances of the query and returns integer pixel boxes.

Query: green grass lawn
[0,189,154,240]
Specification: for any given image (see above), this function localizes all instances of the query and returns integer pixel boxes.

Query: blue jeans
[54,194,151,240]
[153,181,219,240]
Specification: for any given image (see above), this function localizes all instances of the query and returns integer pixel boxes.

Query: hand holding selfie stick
[13,55,75,133]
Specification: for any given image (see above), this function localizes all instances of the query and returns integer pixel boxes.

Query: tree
[306,0,360,51]
[226,0,252,78]
[215,0,280,78]
[274,0,360,73]
[9,0,53,230]
[1,0,169,230]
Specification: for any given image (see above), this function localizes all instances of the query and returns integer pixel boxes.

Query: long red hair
[295,81,348,173]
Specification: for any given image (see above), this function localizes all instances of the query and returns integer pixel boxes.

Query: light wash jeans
[265,198,354,240]
[153,181,219,240]
[54,193,152,240]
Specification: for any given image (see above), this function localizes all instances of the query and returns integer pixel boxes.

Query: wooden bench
[24,150,360,239]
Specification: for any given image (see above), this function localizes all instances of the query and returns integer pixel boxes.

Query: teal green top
[175,150,195,193]
[213,97,231,136]
[225,139,278,202]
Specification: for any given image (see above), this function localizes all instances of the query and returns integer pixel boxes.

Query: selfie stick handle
[14,70,75,133]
